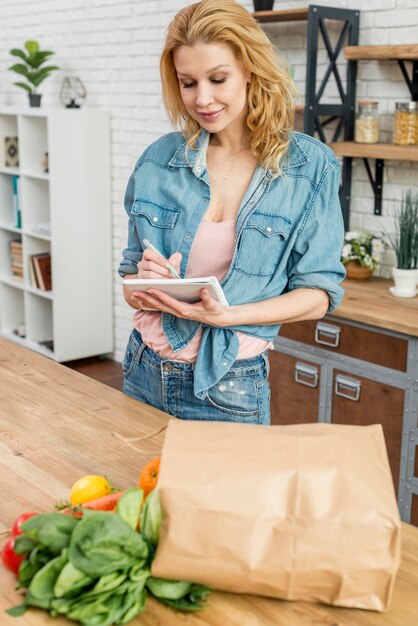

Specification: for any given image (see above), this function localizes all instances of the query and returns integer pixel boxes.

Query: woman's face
[173,42,251,135]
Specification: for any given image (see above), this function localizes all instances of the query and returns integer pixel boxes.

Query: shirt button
[249,200,255,205]
[266,226,272,233]
[196,166,202,172]
[223,361,227,366]
[184,233,190,240]
[152,216,158,223]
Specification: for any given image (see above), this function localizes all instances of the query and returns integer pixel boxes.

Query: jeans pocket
[206,375,260,422]
[122,330,144,378]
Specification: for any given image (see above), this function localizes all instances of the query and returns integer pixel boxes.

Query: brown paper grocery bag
[152,421,401,611]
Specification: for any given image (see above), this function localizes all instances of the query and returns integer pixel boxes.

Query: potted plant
[386,190,418,297]
[9,40,59,107]
[341,228,385,280]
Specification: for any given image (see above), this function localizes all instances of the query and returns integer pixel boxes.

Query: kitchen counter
[1,337,418,625]
[334,276,418,337]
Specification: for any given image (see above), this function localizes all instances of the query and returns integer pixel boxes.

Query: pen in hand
[143,239,181,279]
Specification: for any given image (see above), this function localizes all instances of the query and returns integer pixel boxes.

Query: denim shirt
[119,129,345,399]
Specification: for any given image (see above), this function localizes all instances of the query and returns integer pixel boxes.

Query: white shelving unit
[0,107,112,361]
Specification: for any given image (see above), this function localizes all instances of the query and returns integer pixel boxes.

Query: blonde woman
[119,0,345,424]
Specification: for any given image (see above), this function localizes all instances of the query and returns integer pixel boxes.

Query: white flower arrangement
[341,228,385,270]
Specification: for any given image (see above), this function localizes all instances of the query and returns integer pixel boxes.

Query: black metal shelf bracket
[304,5,360,229]
[362,158,384,216]
[397,60,418,101]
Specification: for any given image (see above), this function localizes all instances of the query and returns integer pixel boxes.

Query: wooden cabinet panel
[331,369,404,495]
[280,319,408,372]
[412,495,418,527]
[269,351,319,425]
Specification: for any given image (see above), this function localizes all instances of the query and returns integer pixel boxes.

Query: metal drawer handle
[315,322,341,348]
[295,362,318,388]
[335,375,361,401]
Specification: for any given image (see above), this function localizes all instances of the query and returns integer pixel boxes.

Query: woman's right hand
[137,249,182,279]
[123,250,182,310]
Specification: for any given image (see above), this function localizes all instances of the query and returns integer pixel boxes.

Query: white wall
[0,0,417,361]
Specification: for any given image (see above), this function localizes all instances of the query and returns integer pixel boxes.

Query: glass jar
[355,100,380,143]
[393,102,418,145]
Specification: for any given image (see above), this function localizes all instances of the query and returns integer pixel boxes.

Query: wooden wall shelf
[345,44,418,61]
[252,8,309,23]
[329,141,418,162]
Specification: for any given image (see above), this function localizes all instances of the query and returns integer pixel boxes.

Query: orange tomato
[138,457,160,497]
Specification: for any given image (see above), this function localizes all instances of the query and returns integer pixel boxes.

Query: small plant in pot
[9,40,59,107]
[386,190,418,298]
[341,228,385,280]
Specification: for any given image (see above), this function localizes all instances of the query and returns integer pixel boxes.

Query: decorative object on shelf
[60,76,87,108]
[2,136,19,167]
[386,190,418,297]
[354,100,380,144]
[42,152,49,173]
[393,101,418,146]
[253,1,274,11]
[8,40,59,107]
[341,228,385,280]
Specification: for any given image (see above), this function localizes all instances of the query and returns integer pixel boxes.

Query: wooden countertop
[1,337,418,625]
[332,277,418,337]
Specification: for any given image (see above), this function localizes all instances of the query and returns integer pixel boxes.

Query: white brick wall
[1,0,417,361]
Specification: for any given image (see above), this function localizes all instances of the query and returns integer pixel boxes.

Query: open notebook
[123,276,228,306]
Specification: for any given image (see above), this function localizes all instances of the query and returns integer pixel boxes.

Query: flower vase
[345,261,373,281]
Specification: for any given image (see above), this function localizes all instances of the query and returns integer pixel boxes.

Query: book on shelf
[12,175,21,229]
[31,253,52,291]
[9,238,23,281]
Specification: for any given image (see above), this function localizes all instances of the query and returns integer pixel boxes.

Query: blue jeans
[123,329,271,425]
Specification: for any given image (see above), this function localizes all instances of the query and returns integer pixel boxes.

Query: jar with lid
[393,102,418,145]
[354,100,380,144]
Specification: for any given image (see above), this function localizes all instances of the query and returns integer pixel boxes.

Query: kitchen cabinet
[268,277,418,524]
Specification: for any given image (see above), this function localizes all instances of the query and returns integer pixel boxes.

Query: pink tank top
[132,219,272,362]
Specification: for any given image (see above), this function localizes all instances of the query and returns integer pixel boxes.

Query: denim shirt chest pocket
[131,198,179,250]
[235,212,292,276]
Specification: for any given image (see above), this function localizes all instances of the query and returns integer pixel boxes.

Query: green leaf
[146,577,191,600]
[139,489,161,545]
[29,51,55,69]
[53,560,94,598]
[68,511,149,577]
[6,604,27,617]
[13,82,32,93]
[30,65,60,87]
[116,487,143,530]
[21,512,79,554]
[25,40,39,55]
[9,49,30,62]
[9,63,30,77]
[28,549,68,606]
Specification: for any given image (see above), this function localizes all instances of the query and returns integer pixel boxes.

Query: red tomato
[1,536,24,575]
[11,512,37,537]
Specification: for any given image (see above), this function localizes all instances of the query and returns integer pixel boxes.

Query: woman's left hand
[132,288,230,327]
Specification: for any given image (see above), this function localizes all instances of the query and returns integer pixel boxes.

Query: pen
[143,239,181,279]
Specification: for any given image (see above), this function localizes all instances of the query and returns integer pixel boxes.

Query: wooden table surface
[333,277,418,337]
[1,337,418,626]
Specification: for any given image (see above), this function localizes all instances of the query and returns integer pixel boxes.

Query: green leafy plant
[341,228,385,270]
[9,40,59,94]
[386,190,418,270]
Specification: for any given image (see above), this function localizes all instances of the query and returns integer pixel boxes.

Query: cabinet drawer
[331,369,404,495]
[269,351,320,425]
[279,318,408,372]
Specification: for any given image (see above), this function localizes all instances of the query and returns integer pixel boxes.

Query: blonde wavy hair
[160,0,296,175]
